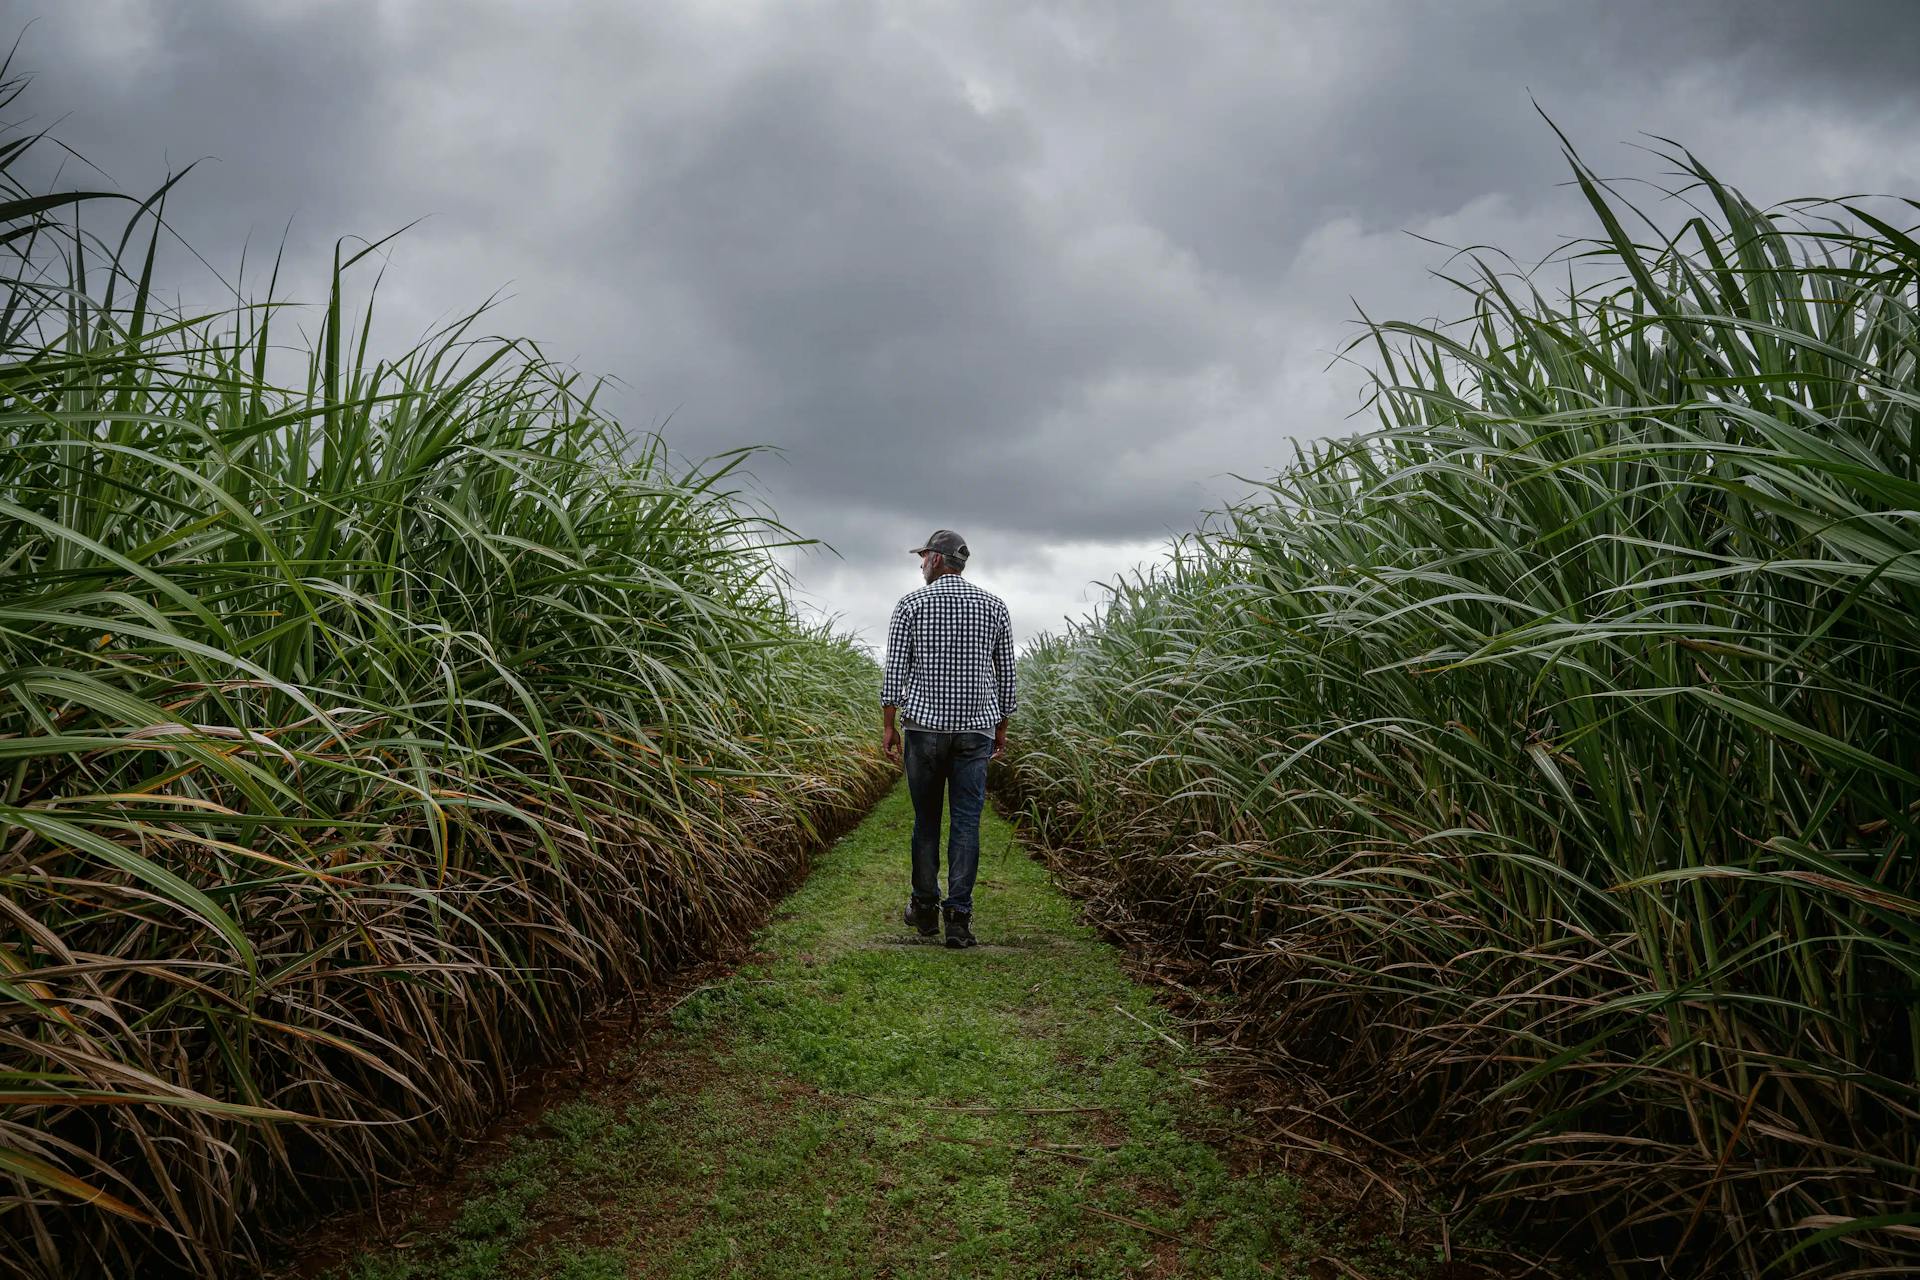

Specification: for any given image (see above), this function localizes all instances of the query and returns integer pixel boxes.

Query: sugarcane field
[1,6,1917,1279]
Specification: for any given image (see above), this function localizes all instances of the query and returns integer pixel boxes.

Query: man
[880,529,1017,950]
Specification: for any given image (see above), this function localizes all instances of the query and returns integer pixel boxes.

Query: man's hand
[883,725,902,763]
[992,722,1008,758]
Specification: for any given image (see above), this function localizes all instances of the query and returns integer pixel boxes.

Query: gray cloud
[6,0,1919,648]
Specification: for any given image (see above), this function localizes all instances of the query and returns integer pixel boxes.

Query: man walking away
[880,529,1017,950]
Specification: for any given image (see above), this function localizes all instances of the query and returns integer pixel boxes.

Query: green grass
[999,139,1920,1277]
[326,784,1446,1280]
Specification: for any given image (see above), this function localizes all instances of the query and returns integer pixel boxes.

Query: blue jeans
[903,729,993,915]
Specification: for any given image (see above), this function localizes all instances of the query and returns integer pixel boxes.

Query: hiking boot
[943,906,977,949]
[903,900,939,937]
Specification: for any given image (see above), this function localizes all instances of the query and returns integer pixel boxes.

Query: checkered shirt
[880,575,1017,732]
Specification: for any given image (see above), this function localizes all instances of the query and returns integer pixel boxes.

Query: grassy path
[328,784,1442,1280]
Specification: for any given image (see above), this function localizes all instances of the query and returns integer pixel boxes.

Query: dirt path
[311,783,1450,1280]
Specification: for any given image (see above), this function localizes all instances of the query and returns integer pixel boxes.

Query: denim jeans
[902,728,994,915]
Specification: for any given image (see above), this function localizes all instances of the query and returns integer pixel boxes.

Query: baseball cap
[909,529,969,568]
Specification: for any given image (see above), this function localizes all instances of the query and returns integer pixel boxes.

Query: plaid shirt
[881,575,1017,732]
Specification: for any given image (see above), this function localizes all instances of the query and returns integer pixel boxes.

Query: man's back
[881,576,1017,734]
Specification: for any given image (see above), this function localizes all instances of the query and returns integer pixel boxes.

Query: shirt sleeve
[992,605,1016,720]
[880,599,911,707]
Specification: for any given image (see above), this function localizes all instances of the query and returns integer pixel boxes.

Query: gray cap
[909,528,969,568]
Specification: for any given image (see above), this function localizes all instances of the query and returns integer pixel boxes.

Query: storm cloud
[8,0,1920,647]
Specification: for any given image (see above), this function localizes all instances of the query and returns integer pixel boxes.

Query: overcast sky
[8,0,1920,654]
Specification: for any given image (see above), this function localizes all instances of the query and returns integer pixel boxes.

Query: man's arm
[880,601,911,762]
[991,606,1016,757]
